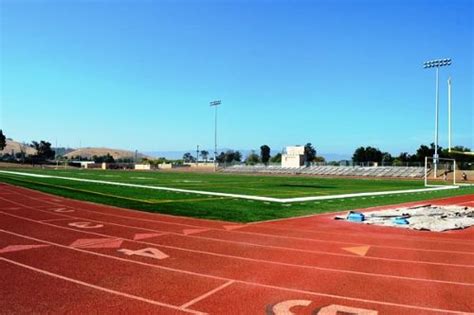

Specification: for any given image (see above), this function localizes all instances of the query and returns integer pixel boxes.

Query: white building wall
[282,154,305,168]
[281,146,305,168]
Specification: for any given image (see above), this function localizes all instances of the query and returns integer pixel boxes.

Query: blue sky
[0,0,472,157]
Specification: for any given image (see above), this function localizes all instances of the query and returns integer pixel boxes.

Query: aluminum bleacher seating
[221,164,425,178]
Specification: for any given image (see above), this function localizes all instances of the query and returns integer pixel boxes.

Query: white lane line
[180,280,235,309]
[40,218,74,223]
[0,257,204,314]
[0,170,459,203]
[0,230,468,315]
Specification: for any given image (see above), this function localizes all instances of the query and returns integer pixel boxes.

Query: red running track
[0,183,473,314]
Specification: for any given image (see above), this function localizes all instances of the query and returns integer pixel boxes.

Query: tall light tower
[447,77,452,152]
[423,58,452,177]
[210,100,221,171]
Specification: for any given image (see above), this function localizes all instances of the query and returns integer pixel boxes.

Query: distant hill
[0,139,37,156]
[64,147,147,160]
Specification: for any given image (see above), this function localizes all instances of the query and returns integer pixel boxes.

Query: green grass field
[1,168,473,222]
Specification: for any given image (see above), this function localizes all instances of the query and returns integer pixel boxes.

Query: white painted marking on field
[53,208,75,213]
[272,299,312,315]
[174,180,203,183]
[183,228,210,236]
[70,238,123,249]
[118,247,169,260]
[180,280,235,309]
[342,246,371,257]
[223,225,245,231]
[316,304,378,314]
[0,244,49,253]
[133,233,165,240]
[68,222,104,229]
[0,170,459,204]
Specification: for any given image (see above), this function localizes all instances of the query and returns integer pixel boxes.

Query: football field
[0,168,473,222]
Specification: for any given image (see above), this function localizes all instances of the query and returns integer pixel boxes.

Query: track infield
[1,183,473,314]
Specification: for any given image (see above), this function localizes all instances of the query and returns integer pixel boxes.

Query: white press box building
[282,146,305,168]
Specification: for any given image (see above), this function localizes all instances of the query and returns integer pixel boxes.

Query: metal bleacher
[221,165,425,178]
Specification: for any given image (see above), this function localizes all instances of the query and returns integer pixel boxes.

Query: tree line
[181,143,323,165]
[352,143,474,168]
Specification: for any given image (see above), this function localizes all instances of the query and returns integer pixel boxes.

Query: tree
[224,151,234,163]
[215,150,242,164]
[365,146,383,164]
[233,151,242,162]
[415,144,435,162]
[260,145,271,165]
[216,152,226,163]
[381,152,393,166]
[352,146,383,164]
[352,147,365,163]
[393,152,412,166]
[31,141,55,161]
[270,153,282,163]
[398,152,411,163]
[182,152,195,163]
[245,151,260,165]
[314,156,326,163]
[93,154,115,163]
[200,150,209,162]
[0,130,5,151]
[304,143,316,163]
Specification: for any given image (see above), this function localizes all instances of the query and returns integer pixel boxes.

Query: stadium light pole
[423,58,451,177]
[448,77,452,153]
[210,100,221,171]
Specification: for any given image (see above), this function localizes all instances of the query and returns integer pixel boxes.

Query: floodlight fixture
[423,58,452,68]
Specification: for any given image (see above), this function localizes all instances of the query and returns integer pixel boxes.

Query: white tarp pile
[337,204,474,232]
